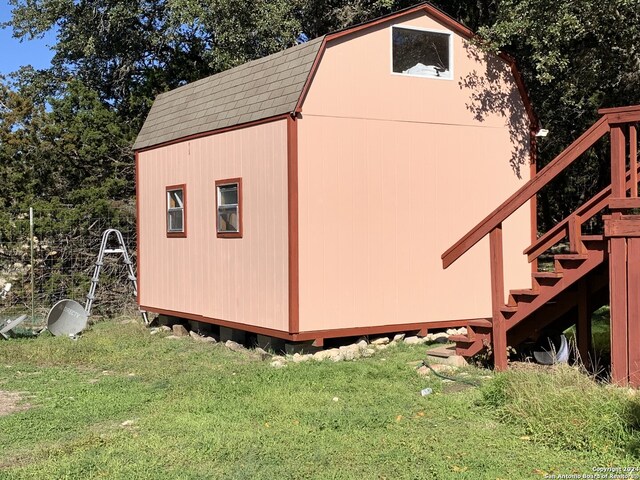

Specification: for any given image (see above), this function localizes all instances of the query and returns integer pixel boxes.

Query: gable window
[392,26,452,79]
[166,185,186,237]
[216,178,242,238]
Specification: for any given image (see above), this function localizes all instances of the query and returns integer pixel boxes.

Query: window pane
[168,210,183,232]
[392,28,450,78]
[218,206,239,232]
[219,184,238,206]
[168,189,184,209]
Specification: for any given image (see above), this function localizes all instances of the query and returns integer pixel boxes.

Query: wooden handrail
[442,116,610,268]
[523,188,610,262]
[523,164,640,262]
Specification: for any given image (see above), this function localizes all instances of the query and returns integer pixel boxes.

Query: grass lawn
[0,320,638,479]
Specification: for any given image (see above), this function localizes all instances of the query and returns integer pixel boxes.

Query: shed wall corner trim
[288,115,300,334]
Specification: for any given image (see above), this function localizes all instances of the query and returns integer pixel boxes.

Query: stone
[416,365,430,377]
[426,354,468,367]
[339,345,361,361]
[362,348,376,357]
[149,328,159,335]
[426,345,457,358]
[254,347,272,361]
[313,350,334,361]
[120,420,135,427]
[431,332,449,344]
[292,353,312,363]
[393,333,406,342]
[164,335,181,340]
[189,331,217,344]
[356,339,368,349]
[371,337,389,346]
[329,350,344,362]
[225,340,246,353]
[376,343,389,350]
[404,336,422,345]
[270,359,286,368]
[172,324,189,337]
[160,326,172,332]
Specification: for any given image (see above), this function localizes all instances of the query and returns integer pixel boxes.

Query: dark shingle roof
[133,36,324,150]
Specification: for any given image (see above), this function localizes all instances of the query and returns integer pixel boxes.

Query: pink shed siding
[297,12,532,331]
[138,120,289,331]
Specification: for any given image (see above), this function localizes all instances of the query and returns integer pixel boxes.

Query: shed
[133,2,536,346]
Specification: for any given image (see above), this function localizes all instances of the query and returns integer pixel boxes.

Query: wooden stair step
[467,319,492,328]
[448,334,474,344]
[500,305,518,313]
[581,234,604,242]
[510,288,539,297]
[533,271,563,279]
[554,253,589,261]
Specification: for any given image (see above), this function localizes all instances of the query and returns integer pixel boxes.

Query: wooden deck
[443,105,640,386]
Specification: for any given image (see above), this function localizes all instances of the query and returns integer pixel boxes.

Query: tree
[477,0,640,228]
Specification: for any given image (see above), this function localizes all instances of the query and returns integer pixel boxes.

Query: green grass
[0,321,638,479]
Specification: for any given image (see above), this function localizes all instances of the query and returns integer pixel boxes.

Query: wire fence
[0,205,139,327]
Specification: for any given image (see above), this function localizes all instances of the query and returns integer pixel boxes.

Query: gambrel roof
[134,2,535,151]
[133,36,324,150]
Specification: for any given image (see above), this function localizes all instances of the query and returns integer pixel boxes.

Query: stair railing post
[630,124,638,198]
[490,224,508,371]
[609,124,630,385]
[568,215,584,254]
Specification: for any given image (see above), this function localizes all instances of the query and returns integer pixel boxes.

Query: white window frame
[390,25,454,80]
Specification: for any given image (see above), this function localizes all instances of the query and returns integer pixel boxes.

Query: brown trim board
[135,114,290,153]
[215,177,243,238]
[166,184,187,238]
[142,305,476,342]
[135,151,142,306]
[287,115,300,333]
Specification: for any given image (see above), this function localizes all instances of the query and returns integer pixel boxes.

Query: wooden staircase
[449,235,607,358]
[442,106,640,386]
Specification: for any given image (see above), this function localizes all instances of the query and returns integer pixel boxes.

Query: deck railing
[441,105,640,369]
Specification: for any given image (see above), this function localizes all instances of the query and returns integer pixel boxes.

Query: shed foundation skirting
[142,305,480,343]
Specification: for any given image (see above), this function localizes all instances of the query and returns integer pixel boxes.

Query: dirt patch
[0,390,30,416]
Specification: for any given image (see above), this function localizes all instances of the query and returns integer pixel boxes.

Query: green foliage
[1,0,640,309]
[478,0,640,228]
[481,365,640,458]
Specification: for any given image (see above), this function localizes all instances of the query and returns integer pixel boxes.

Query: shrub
[480,365,640,458]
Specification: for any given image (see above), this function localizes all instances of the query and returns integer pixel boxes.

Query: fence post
[29,207,34,324]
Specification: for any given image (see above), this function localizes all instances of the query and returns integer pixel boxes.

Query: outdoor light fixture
[536,128,549,137]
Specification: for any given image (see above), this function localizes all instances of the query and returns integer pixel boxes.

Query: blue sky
[0,0,56,76]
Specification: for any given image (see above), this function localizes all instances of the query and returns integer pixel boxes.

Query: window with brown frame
[166,185,186,237]
[215,178,242,238]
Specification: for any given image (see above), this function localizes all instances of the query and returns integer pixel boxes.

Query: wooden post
[628,238,640,386]
[490,224,507,371]
[630,124,638,198]
[576,280,591,370]
[610,125,629,384]
[568,215,584,254]
[611,125,627,201]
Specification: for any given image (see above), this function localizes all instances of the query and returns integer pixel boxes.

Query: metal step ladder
[86,229,149,324]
